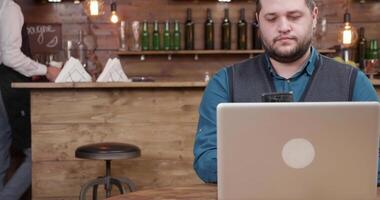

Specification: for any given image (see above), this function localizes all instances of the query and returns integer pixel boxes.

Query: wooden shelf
[12,81,207,89]
[117,49,336,56]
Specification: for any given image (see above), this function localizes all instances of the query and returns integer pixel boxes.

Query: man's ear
[312,7,319,29]
[256,12,260,23]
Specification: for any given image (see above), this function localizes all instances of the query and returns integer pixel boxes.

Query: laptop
[217,102,380,200]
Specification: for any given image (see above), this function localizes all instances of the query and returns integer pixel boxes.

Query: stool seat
[75,142,141,160]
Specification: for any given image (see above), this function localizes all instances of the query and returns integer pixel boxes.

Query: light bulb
[339,11,357,47]
[342,23,353,45]
[89,0,99,16]
[110,11,119,23]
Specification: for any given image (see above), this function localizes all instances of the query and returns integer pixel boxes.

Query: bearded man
[193,0,379,183]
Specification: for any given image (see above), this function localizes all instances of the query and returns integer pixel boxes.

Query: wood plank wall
[16,0,380,80]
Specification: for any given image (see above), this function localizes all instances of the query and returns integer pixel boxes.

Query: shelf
[116,49,336,61]
[12,82,207,89]
[117,49,336,56]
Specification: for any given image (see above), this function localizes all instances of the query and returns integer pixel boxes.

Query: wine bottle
[152,20,160,50]
[237,8,247,50]
[173,20,181,50]
[221,8,231,50]
[185,8,195,50]
[77,30,87,67]
[357,27,366,71]
[204,8,214,50]
[163,20,171,51]
[252,14,262,49]
[141,20,149,51]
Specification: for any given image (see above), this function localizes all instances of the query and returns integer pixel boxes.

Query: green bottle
[221,8,231,50]
[365,39,379,76]
[173,20,181,50]
[237,8,247,50]
[204,8,214,50]
[141,20,149,51]
[152,20,160,50]
[367,39,379,60]
[184,8,195,50]
[163,20,171,51]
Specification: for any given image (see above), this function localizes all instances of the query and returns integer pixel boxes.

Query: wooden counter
[12,79,380,89]
[13,82,206,199]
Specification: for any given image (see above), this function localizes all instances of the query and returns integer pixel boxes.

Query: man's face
[257,0,318,63]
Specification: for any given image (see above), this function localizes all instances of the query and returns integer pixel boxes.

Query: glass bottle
[141,20,149,51]
[131,21,141,51]
[237,8,247,50]
[119,20,127,50]
[356,27,366,71]
[252,14,262,49]
[365,39,379,78]
[77,30,87,67]
[221,8,231,50]
[163,20,171,51]
[152,20,160,50]
[185,8,195,50]
[204,8,214,50]
[173,20,181,50]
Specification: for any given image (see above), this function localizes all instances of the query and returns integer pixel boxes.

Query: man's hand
[45,66,61,82]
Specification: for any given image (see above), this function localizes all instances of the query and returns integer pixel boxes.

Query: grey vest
[227,54,358,102]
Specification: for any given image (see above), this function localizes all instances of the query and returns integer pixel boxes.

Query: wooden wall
[16,0,380,80]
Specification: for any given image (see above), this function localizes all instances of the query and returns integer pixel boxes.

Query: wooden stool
[75,142,141,200]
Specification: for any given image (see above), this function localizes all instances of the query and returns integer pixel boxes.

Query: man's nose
[277,18,291,34]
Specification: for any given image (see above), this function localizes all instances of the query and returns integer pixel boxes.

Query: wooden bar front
[15,82,206,199]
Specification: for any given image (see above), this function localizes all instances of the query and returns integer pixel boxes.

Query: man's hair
[255,0,316,14]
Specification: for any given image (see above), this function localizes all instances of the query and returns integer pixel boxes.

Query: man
[193,0,379,183]
[0,0,60,199]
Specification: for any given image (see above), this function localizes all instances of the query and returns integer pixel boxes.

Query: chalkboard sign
[26,23,62,53]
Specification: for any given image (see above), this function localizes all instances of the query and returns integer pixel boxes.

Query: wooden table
[107,184,380,200]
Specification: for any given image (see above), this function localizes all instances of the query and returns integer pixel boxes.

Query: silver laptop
[217,102,380,200]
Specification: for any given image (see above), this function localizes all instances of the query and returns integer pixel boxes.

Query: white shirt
[0,0,47,77]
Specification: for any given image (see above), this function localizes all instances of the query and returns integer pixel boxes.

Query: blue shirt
[193,48,379,183]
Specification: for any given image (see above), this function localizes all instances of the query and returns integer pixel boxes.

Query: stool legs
[79,160,135,200]
[111,178,127,193]
[113,177,136,192]
[79,178,103,200]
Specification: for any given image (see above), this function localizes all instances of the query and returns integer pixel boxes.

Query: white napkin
[96,58,131,82]
[55,57,92,83]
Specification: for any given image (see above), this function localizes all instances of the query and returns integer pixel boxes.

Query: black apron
[0,24,32,150]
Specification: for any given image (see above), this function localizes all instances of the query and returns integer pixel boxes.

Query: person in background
[0,0,61,199]
[193,0,379,183]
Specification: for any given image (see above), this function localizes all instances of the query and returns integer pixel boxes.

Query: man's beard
[262,35,312,63]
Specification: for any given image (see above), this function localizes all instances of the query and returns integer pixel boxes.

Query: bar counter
[12,81,380,199]
[13,81,206,199]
